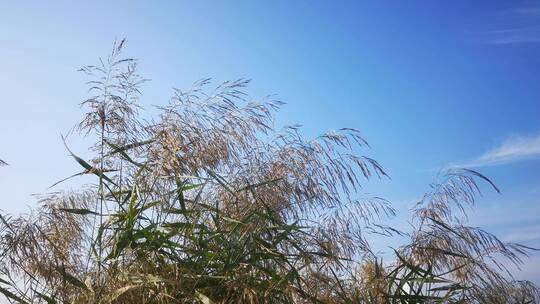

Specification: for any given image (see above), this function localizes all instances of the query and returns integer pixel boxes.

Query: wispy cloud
[457,134,540,168]
[478,134,540,164]
[483,27,540,45]
[478,4,540,44]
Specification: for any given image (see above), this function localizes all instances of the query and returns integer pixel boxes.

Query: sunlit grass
[0,40,538,304]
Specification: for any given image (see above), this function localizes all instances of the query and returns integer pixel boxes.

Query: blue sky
[1,1,539,283]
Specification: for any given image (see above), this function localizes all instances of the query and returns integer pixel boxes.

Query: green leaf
[108,233,132,260]
[0,214,12,232]
[106,139,154,155]
[58,208,99,216]
[55,266,88,290]
[175,176,187,213]
[48,171,88,189]
[0,286,29,304]
[418,246,469,259]
[35,291,57,304]
[167,208,196,215]
[62,135,117,186]
[237,177,283,192]
[104,139,145,167]
[182,183,202,191]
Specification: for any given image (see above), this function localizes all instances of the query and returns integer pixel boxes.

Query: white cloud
[478,4,540,45]
[478,134,540,165]
[459,134,540,168]
[483,27,540,45]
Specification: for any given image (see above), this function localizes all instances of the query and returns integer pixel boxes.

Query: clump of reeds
[0,40,538,304]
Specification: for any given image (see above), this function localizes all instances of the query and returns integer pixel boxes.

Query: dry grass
[0,40,538,304]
